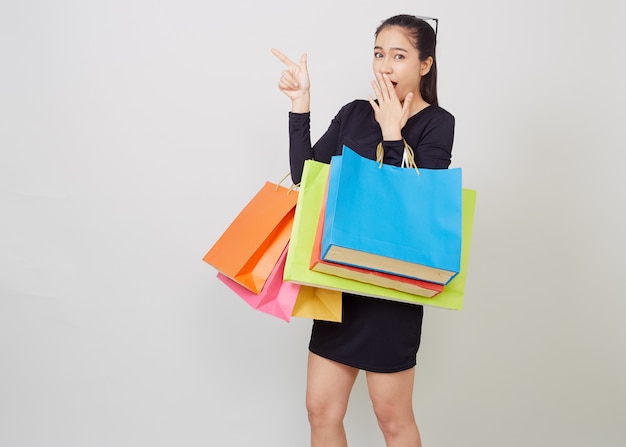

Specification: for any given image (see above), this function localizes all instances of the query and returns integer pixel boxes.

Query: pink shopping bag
[217,244,299,322]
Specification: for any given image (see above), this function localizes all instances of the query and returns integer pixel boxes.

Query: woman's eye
[394,54,405,60]
[374,52,383,58]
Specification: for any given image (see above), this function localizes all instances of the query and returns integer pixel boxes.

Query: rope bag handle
[375,139,420,175]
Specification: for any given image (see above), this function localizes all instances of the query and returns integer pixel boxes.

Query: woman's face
[372,26,430,103]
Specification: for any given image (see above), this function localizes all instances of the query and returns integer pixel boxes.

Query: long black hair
[375,14,438,106]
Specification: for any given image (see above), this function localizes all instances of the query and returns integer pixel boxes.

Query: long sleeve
[288,112,312,184]
[288,108,343,184]
[379,140,406,167]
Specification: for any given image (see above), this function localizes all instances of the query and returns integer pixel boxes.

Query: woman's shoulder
[415,104,454,122]
[337,99,372,114]
[330,99,375,125]
[407,104,455,134]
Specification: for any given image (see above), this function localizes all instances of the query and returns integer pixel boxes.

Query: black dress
[289,100,455,373]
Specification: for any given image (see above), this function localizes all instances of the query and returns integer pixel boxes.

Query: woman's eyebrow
[373,46,408,53]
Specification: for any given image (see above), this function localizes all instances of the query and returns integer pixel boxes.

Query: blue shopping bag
[321,145,462,285]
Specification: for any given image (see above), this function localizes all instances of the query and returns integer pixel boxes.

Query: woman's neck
[409,91,430,116]
[408,95,431,117]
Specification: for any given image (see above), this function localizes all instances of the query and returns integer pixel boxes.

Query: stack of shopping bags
[202,181,342,323]
[203,145,477,322]
[285,146,476,311]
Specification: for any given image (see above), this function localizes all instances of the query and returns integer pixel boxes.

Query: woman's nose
[379,58,392,74]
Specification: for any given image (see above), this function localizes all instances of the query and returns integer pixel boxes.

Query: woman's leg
[365,367,422,447]
[306,352,359,447]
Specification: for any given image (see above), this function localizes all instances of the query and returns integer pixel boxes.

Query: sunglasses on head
[415,16,439,36]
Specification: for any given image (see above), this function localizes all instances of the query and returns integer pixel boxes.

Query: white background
[1,0,625,446]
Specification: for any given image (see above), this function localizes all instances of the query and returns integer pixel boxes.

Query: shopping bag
[284,159,476,310]
[310,183,443,297]
[216,244,299,322]
[322,146,462,285]
[291,286,342,322]
[203,181,298,294]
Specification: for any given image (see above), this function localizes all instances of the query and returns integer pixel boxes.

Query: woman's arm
[287,112,312,184]
[288,109,344,184]
[273,48,314,183]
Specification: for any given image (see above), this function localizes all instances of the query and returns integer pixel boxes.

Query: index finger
[271,48,295,66]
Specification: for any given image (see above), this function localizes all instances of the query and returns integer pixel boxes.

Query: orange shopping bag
[203,181,298,294]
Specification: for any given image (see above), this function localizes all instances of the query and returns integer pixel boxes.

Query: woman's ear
[420,56,433,76]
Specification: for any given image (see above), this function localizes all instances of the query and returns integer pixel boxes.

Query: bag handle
[276,172,299,193]
[376,139,420,175]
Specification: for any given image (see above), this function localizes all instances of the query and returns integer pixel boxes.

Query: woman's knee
[366,368,417,436]
[305,353,357,428]
[306,393,348,428]
[371,401,415,436]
